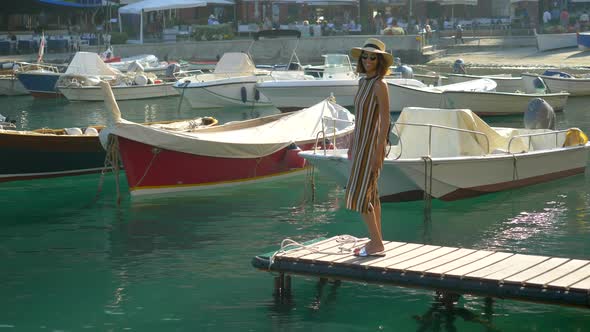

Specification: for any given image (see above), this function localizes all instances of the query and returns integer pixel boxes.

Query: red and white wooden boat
[98,82,355,197]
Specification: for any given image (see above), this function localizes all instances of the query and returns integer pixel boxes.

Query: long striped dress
[345,75,384,213]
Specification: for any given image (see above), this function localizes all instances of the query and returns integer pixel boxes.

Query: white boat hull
[395,145,590,201]
[536,33,578,52]
[298,150,423,202]
[388,81,568,115]
[447,74,523,93]
[177,77,273,108]
[59,83,179,101]
[0,77,28,95]
[256,80,357,111]
[522,73,590,97]
[443,90,569,115]
[388,83,444,112]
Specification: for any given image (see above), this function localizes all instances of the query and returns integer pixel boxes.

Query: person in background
[543,9,552,24]
[208,14,219,25]
[263,16,272,30]
[560,8,569,28]
[454,24,464,44]
[374,12,384,35]
[580,11,589,29]
[346,38,392,257]
[551,6,560,24]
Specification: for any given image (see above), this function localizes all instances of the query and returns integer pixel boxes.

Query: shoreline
[2,38,589,72]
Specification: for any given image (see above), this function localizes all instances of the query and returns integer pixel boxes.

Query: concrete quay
[0,35,426,66]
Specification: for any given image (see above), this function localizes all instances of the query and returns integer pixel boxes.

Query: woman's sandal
[353,247,386,257]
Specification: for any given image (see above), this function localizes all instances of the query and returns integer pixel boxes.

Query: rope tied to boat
[267,235,365,269]
[135,147,161,188]
[422,155,433,215]
[95,135,121,205]
[302,163,316,204]
[512,154,519,181]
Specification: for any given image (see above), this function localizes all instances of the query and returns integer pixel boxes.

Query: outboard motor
[394,64,414,78]
[165,63,181,78]
[453,59,466,74]
[524,98,555,130]
[393,57,402,67]
[127,60,145,73]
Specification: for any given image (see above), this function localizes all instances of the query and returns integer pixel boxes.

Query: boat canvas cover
[65,52,121,76]
[394,107,528,158]
[432,78,497,93]
[213,53,257,75]
[107,99,354,158]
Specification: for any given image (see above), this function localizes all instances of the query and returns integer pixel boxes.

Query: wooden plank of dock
[252,236,590,309]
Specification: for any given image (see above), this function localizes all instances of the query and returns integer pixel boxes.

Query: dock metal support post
[284,275,292,295]
[274,273,291,297]
[274,275,282,296]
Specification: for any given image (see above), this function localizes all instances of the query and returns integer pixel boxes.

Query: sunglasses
[361,53,378,61]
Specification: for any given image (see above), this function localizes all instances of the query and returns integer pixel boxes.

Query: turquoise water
[1,93,590,331]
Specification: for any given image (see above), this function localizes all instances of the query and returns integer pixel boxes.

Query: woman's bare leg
[361,203,384,254]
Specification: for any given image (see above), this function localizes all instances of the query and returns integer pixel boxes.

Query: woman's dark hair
[356,52,390,78]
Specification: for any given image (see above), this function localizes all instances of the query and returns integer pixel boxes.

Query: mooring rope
[268,234,365,269]
[95,135,121,205]
[302,164,316,204]
[135,147,161,188]
[512,154,519,181]
[422,155,433,214]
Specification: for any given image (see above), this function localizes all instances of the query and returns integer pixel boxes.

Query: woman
[346,38,392,257]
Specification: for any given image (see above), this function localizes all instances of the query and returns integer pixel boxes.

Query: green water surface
[1,92,590,331]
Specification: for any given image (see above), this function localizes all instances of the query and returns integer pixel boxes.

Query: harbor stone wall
[83,35,423,65]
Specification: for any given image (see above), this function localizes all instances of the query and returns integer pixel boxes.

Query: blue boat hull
[578,32,590,52]
[17,71,62,98]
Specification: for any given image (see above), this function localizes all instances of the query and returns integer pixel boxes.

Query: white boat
[256,54,356,111]
[174,52,308,109]
[300,107,590,202]
[59,81,178,101]
[257,54,426,112]
[57,52,179,101]
[389,78,568,115]
[387,78,497,112]
[442,90,569,115]
[446,73,523,93]
[107,54,169,73]
[522,71,590,97]
[535,31,578,52]
[0,75,28,96]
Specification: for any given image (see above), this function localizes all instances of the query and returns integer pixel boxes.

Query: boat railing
[507,129,570,153]
[174,69,204,80]
[391,122,490,159]
[16,62,61,74]
[313,116,354,155]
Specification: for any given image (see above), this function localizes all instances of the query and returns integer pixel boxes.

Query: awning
[119,0,234,14]
[440,0,478,5]
[510,0,538,3]
[260,0,358,5]
[38,0,110,7]
[570,0,590,2]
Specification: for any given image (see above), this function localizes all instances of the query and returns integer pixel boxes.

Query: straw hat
[351,38,393,68]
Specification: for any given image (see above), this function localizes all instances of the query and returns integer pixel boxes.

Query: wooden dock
[252,236,590,308]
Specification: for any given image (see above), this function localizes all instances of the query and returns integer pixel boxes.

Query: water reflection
[414,293,497,332]
[1,94,282,130]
